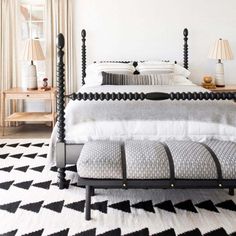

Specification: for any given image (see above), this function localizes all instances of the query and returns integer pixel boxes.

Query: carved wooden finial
[81,29,86,38]
[183,28,188,37]
[57,33,65,49]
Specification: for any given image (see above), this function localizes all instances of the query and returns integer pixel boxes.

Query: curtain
[46,0,77,95]
[0,0,19,127]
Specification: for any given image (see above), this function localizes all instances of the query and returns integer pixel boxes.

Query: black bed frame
[56,29,236,220]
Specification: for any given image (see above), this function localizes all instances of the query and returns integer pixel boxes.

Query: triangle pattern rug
[0,139,236,236]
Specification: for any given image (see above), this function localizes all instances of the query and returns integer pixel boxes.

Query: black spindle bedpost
[57,35,66,141]
[56,33,68,189]
[183,28,189,70]
[81,29,86,86]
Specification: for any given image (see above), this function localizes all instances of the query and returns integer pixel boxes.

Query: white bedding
[49,84,236,162]
[56,84,236,143]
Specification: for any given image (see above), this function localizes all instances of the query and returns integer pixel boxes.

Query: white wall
[73,0,236,85]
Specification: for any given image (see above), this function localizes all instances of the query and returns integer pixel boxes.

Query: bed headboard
[81,28,189,86]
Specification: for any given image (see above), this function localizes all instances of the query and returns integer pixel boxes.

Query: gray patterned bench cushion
[77,140,236,180]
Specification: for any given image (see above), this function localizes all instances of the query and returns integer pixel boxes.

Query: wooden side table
[1,88,56,136]
[207,85,236,92]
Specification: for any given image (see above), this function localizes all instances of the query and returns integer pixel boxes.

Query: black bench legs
[85,186,94,220]
[229,188,235,196]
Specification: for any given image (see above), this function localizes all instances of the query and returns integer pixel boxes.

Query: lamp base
[215,62,225,87]
[27,64,38,90]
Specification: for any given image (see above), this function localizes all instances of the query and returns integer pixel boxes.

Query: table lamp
[22,39,45,90]
[208,39,233,87]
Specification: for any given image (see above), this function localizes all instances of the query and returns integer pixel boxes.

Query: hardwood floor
[0,124,52,139]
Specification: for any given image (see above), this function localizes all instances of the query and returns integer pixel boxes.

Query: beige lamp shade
[22,39,45,61]
[208,39,234,60]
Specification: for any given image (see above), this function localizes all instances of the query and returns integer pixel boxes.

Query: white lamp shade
[208,39,234,60]
[22,39,45,61]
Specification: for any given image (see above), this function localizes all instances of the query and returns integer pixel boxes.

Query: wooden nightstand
[1,88,56,136]
[207,85,236,92]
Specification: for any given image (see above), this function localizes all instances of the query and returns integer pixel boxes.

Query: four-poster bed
[53,29,236,219]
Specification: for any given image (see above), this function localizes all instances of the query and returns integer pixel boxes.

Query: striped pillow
[101,72,174,85]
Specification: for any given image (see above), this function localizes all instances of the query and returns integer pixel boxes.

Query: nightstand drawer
[6,93,51,100]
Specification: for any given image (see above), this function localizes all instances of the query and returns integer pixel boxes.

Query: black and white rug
[1,139,236,236]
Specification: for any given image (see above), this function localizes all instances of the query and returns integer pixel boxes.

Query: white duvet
[49,84,236,162]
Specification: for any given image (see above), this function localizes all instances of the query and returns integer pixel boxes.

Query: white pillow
[138,61,174,74]
[138,61,191,78]
[85,63,135,86]
[173,75,195,85]
[174,64,191,77]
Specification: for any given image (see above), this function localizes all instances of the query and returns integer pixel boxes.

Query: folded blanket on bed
[67,86,235,125]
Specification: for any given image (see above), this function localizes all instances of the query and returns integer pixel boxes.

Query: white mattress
[51,84,236,144]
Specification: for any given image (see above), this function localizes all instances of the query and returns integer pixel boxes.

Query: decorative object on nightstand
[39,78,51,91]
[202,76,216,89]
[208,39,234,87]
[43,78,48,88]
[22,38,45,90]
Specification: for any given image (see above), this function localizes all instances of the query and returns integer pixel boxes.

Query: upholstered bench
[77,140,236,220]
